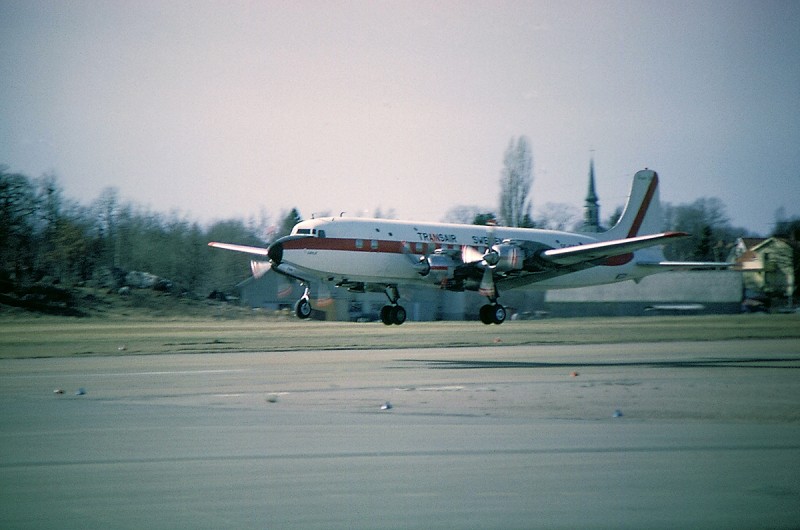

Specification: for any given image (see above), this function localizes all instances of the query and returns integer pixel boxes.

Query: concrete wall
[544,271,743,317]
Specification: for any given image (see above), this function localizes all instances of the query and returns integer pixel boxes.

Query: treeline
[0,167,289,301]
[453,197,764,262]
[664,200,797,261]
[3,165,796,308]
[662,198,756,261]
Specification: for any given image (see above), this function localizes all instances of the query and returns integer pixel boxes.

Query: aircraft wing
[480,232,691,291]
[539,231,688,266]
[208,242,270,256]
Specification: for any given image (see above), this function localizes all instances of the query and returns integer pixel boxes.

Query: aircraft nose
[267,241,283,265]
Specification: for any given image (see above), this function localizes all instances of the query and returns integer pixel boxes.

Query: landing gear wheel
[391,305,407,325]
[480,304,493,324]
[381,305,393,325]
[480,304,506,325]
[491,304,506,325]
[295,298,312,319]
[381,305,407,325]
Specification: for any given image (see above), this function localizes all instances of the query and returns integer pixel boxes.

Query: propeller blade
[485,218,497,251]
[478,266,496,298]
[250,260,272,279]
[400,242,431,274]
[461,244,485,264]
[483,218,501,265]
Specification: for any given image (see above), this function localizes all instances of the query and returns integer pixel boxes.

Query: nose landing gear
[295,297,312,319]
[295,285,312,319]
[479,303,506,325]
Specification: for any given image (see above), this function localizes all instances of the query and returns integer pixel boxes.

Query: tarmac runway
[2,339,799,529]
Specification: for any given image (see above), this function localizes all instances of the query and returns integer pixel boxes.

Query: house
[729,236,798,308]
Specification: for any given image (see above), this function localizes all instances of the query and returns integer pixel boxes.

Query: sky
[1,0,799,236]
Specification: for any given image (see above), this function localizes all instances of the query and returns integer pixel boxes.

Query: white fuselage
[275,217,659,290]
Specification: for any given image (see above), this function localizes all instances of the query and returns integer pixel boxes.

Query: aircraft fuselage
[272,217,650,290]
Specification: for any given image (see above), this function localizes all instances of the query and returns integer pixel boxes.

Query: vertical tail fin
[602,169,664,240]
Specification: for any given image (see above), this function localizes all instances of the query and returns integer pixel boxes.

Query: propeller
[400,242,432,275]
[461,218,498,265]
[483,219,500,266]
[208,242,276,280]
[250,260,272,279]
[251,239,287,279]
[478,266,496,298]
[463,219,499,300]
[461,244,484,264]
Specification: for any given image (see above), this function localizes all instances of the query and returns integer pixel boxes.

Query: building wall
[544,270,742,317]
[236,274,304,310]
[237,270,741,320]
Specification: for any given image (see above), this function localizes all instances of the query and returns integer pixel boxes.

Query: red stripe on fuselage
[627,174,659,237]
[281,237,458,255]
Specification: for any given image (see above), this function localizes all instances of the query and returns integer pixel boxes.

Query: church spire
[582,157,601,232]
[586,158,598,203]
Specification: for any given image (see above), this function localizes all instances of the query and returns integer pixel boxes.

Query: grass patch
[1,313,798,359]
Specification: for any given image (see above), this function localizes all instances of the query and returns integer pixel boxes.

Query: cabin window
[355,239,364,249]
[371,240,379,250]
[318,230,326,238]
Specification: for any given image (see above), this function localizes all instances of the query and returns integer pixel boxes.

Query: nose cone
[267,241,283,265]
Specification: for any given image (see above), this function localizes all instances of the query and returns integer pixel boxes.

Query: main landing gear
[380,305,407,325]
[380,285,407,326]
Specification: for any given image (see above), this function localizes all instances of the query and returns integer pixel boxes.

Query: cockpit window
[293,228,326,237]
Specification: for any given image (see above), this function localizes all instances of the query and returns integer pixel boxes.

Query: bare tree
[535,202,580,231]
[442,204,491,225]
[0,167,38,282]
[663,197,752,261]
[370,207,395,219]
[498,136,534,228]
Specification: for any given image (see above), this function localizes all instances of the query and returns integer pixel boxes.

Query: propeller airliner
[210,169,723,325]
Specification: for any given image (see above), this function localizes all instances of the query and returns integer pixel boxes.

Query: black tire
[381,305,394,325]
[295,298,312,319]
[480,304,494,325]
[391,305,407,325]
[492,304,506,325]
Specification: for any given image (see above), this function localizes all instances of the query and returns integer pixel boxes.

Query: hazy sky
[2,0,799,235]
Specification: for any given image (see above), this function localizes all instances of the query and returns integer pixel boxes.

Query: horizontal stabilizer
[208,242,270,256]
[541,232,687,266]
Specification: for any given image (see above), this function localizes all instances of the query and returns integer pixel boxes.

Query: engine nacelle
[426,253,459,284]
[492,243,524,272]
